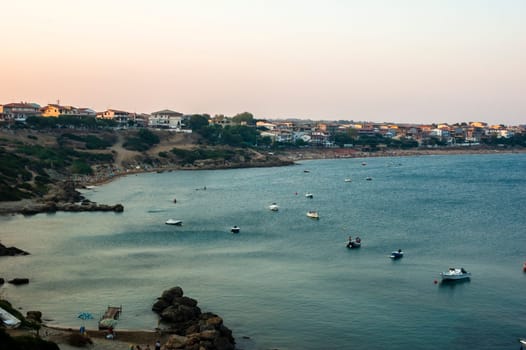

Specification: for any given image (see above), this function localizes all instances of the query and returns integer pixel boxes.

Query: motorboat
[344,178,352,182]
[305,193,314,198]
[165,219,182,225]
[519,338,526,347]
[306,211,319,219]
[390,249,404,259]
[303,170,310,173]
[346,236,361,249]
[231,225,240,233]
[365,177,372,181]
[269,203,279,211]
[440,267,471,281]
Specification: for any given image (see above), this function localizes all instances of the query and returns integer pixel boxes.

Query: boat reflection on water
[438,278,471,288]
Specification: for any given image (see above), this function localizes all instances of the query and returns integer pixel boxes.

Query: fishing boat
[305,193,313,198]
[306,211,319,219]
[344,178,352,182]
[231,226,240,233]
[440,267,471,281]
[269,203,279,211]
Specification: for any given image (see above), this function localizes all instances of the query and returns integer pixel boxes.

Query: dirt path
[109,133,141,168]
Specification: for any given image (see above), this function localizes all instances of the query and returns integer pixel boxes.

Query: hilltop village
[1,100,525,212]
[1,101,525,149]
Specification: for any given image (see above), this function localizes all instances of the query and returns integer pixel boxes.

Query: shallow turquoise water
[1,153,525,349]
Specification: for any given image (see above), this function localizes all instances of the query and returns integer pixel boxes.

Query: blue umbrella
[77,312,93,326]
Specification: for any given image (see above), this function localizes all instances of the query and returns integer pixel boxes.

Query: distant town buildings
[0,100,524,147]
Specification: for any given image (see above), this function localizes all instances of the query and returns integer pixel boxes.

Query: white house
[149,109,183,129]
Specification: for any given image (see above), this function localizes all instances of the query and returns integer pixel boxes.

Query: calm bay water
[1,153,526,349]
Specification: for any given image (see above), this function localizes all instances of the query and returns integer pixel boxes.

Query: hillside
[0,128,292,204]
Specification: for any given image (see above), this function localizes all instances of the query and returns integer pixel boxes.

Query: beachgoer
[346,236,352,248]
[79,325,85,335]
[155,340,161,350]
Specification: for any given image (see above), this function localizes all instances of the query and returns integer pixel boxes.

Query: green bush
[71,160,93,175]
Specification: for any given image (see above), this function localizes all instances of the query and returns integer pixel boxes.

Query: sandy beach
[7,325,171,350]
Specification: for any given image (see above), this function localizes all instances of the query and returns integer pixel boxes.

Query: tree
[232,112,255,125]
[187,114,210,131]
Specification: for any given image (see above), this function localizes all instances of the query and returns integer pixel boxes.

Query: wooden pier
[98,305,122,330]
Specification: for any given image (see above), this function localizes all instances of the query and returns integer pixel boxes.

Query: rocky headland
[153,286,235,350]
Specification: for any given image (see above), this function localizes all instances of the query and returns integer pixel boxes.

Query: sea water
[1,153,525,350]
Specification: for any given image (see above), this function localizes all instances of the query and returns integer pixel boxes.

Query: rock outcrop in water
[0,243,29,256]
[152,286,235,350]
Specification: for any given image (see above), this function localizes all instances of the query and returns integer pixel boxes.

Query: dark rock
[161,286,184,303]
[0,243,30,256]
[173,296,198,308]
[214,336,235,350]
[152,298,170,313]
[8,278,29,285]
[26,310,42,323]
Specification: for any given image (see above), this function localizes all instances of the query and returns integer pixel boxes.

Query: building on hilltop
[149,109,183,129]
[0,102,41,122]
[97,109,130,128]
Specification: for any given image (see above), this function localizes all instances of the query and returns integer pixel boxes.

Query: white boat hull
[440,268,471,280]
[165,219,182,225]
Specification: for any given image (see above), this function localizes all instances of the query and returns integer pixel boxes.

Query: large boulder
[161,286,184,303]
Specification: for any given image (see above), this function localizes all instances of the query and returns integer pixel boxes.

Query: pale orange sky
[1,0,525,125]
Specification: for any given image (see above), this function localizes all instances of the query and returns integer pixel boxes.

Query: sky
[1,0,525,125]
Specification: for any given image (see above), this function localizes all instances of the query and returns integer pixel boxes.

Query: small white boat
[519,338,526,347]
[269,203,279,211]
[305,193,313,198]
[165,219,182,225]
[440,267,471,281]
[306,210,319,219]
[344,178,352,182]
[231,226,240,233]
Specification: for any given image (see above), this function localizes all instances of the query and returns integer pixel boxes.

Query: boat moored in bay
[440,267,471,281]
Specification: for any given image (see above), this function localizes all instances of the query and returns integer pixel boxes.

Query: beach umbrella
[77,312,93,326]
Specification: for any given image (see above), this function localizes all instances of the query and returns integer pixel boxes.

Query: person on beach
[155,340,161,350]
